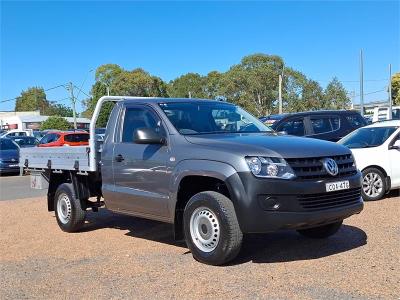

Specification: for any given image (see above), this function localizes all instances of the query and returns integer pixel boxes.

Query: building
[352,100,390,115]
[0,111,91,130]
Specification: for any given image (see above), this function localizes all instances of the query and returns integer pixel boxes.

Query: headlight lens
[245,156,296,179]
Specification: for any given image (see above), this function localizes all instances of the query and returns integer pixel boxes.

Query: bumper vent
[286,154,357,180]
[298,188,361,211]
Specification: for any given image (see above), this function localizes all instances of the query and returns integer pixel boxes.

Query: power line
[0,84,66,104]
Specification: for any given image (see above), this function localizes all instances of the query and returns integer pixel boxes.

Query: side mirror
[389,139,400,150]
[134,128,166,145]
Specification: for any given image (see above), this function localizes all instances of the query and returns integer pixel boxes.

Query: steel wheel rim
[362,172,383,198]
[189,207,220,252]
[57,193,72,224]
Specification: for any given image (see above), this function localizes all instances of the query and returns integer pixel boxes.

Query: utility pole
[107,86,110,96]
[68,82,77,129]
[278,65,284,114]
[388,64,392,120]
[278,74,283,114]
[359,49,364,117]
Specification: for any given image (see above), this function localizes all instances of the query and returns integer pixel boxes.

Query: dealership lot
[0,176,399,299]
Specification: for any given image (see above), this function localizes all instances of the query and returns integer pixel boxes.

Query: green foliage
[84,65,169,127]
[168,73,207,98]
[391,72,400,106]
[40,116,70,130]
[323,77,351,109]
[47,104,73,117]
[82,54,351,123]
[220,54,284,115]
[15,87,51,114]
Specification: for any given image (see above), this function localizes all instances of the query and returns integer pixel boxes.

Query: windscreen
[159,102,272,135]
[64,134,89,143]
[0,139,19,150]
[339,126,398,148]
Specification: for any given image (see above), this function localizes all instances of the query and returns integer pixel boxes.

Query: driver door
[110,105,171,218]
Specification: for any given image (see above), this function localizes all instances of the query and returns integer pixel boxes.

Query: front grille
[298,188,361,211]
[286,154,357,180]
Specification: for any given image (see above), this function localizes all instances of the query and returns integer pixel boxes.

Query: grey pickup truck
[21,96,363,265]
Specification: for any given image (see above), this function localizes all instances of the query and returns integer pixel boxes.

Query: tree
[220,54,284,115]
[48,104,73,117]
[391,72,400,106]
[83,65,169,127]
[301,79,325,111]
[168,73,207,98]
[40,116,70,130]
[15,87,51,114]
[323,77,351,109]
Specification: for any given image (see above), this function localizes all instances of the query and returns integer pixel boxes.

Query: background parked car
[38,131,89,147]
[263,110,367,142]
[0,129,33,138]
[259,114,288,126]
[338,120,400,201]
[9,136,39,148]
[0,138,20,175]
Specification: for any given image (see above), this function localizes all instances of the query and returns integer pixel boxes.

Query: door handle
[115,154,124,162]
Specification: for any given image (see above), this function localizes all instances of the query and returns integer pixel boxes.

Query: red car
[38,131,89,147]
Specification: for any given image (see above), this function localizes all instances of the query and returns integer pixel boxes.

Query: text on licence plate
[325,180,350,192]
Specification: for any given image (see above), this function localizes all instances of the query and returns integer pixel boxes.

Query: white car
[0,129,33,138]
[338,120,400,201]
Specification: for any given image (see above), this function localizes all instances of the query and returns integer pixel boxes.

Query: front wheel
[54,183,86,232]
[361,168,386,201]
[297,221,343,239]
[183,191,243,265]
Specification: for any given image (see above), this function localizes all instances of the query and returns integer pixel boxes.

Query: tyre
[361,168,386,201]
[54,183,86,232]
[183,191,243,265]
[297,221,343,239]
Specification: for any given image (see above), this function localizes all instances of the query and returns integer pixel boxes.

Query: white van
[372,106,400,123]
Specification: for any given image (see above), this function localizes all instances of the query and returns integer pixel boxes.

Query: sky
[1,1,399,113]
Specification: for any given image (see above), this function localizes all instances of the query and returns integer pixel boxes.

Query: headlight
[245,156,296,179]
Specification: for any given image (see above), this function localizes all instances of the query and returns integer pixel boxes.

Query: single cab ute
[20,96,364,265]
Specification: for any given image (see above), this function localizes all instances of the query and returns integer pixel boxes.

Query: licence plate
[9,164,19,167]
[325,180,350,192]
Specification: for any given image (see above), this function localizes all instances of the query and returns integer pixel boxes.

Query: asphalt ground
[0,174,46,201]
[0,175,399,299]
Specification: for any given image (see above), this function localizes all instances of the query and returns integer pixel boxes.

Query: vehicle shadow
[83,208,186,248]
[83,209,367,264]
[233,225,367,265]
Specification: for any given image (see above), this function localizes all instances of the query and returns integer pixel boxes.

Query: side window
[346,114,366,128]
[392,109,400,120]
[277,118,305,136]
[330,117,340,130]
[121,107,164,143]
[310,117,334,134]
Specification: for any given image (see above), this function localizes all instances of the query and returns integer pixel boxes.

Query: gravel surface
[1,195,399,299]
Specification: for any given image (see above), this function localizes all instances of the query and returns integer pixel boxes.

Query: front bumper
[226,171,363,233]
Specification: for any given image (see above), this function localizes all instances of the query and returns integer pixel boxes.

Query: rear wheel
[183,191,243,265]
[361,168,386,201]
[54,183,86,232]
[297,221,343,239]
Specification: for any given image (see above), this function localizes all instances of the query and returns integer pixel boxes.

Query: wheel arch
[170,160,243,240]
